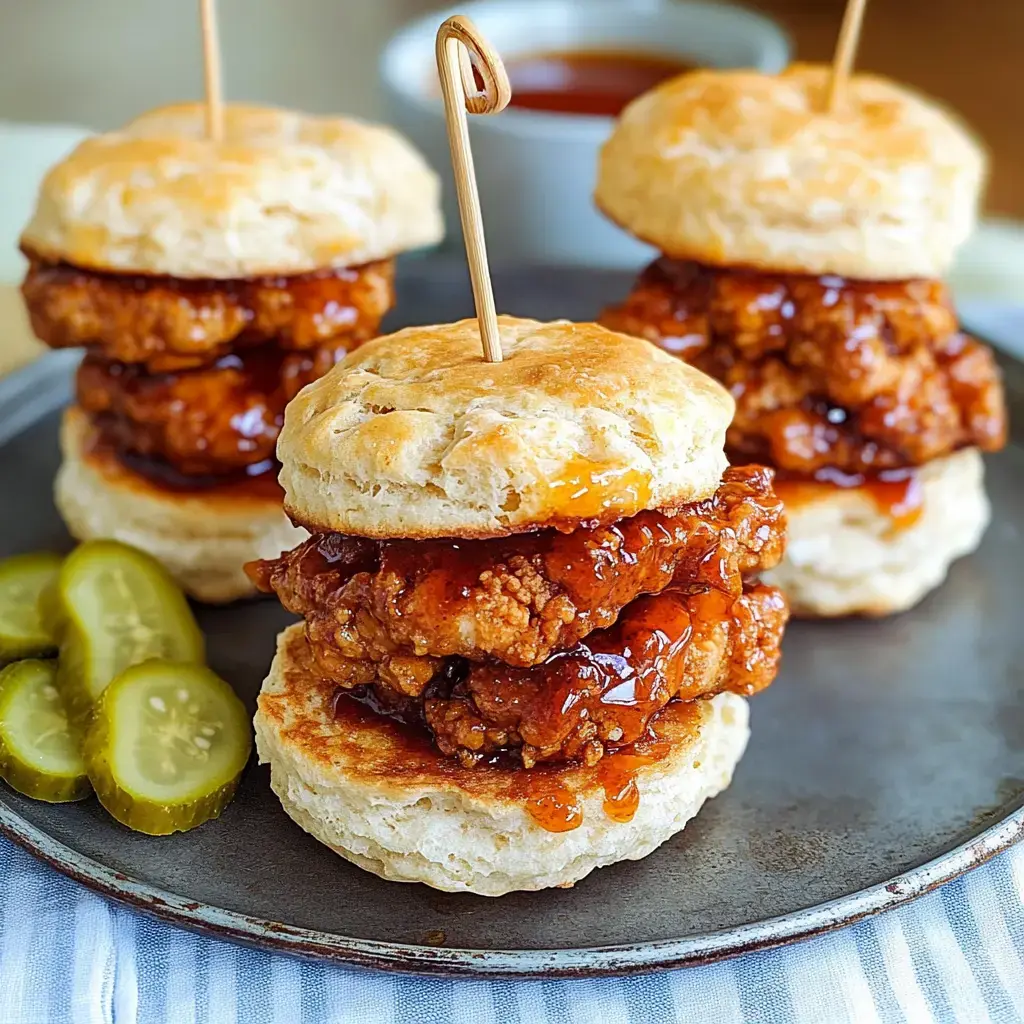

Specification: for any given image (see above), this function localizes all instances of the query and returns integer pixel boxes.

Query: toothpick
[435,16,511,363]
[199,0,224,141]
[826,0,869,112]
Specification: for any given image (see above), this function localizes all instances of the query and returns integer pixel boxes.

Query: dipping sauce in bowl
[504,50,693,117]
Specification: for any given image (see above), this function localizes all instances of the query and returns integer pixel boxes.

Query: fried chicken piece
[77,341,347,477]
[424,582,787,766]
[601,259,1007,475]
[22,256,394,372]
[247,465,786,692]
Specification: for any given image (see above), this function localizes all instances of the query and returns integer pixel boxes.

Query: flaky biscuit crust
[56,407,306,603]
[21,103,443,278]
[254,624,750,895]
[596,64,986,279]
[277,316,734,538]
[764,449,990,616]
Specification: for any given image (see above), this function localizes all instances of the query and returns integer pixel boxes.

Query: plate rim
[1,793,1021,977]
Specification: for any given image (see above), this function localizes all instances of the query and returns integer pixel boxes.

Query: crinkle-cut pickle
[83,660,252,835]
[0,552,64,665]
[55,541,204,723]
[0,659,90,803]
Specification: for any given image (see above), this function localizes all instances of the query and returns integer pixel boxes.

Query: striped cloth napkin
[1,834,1022,1023]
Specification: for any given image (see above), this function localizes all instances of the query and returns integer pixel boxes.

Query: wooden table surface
[758,0,1023,218]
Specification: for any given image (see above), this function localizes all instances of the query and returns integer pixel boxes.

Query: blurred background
[0,0,1020,331]
[2,0,1019,215]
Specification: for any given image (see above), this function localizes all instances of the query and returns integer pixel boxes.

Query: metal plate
[0,262,1021,977]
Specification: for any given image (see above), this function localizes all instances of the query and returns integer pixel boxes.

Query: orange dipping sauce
[505,50,693,117]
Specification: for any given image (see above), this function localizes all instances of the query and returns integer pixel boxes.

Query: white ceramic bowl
[381,0,790,268]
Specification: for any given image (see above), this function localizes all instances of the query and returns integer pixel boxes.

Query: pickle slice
[0,553,64,665]
[83,661,252,835]
[56,541,204,723]
[37,573,67,643]
[0,660,90,802]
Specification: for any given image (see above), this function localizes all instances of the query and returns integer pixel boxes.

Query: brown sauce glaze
[775,466,924,531]
[247,466,785,681]
[425,583,786,766]
[77,340,347,478]
[84,425,286,499]
[601,258,1007,475]
[22,255,395,370]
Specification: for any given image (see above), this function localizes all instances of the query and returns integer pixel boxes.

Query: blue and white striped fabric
[2,834,1023,1023]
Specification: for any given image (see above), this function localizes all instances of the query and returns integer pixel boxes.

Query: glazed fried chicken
[77,343,349,477]
[248,465,784,689]
[248,465,788,766]
[425,583,787,767]
[22,256,395,372]
[602,259,1006,476]
[49,253,396,482]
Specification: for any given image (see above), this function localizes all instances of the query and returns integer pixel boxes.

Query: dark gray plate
[0,263,1021,978]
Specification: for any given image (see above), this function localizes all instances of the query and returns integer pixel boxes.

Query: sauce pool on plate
[504,50,693,117]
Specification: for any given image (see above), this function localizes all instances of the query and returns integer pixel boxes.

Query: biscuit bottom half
[765,448,990,617]
[55,406,306,603]
[255,624,751,896]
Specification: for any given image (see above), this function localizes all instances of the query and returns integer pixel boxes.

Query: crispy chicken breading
[22,256,394,372]
[423,583,787,766]
[601,259,1006,475]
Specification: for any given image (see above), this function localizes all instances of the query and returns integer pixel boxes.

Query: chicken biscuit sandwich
[248,315,789,895]
[20,103,442,602]
[597,66,1006,616]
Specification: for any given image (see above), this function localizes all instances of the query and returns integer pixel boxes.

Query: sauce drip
[86,425,285,499]
[514,701,703,831]
[512,776,584,832]
[775,466,923,532]
[596,702,699,822]
[596,754,648,822]
[536,457,652,522]
[505,50,692,118]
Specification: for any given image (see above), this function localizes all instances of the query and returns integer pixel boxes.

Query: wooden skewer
[435,15,511,363]
[826,0,869,113]
[199,0,225,141]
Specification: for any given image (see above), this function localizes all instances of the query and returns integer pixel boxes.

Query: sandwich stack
[597,65,1006,616]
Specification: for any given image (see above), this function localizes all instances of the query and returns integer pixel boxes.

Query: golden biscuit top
[615,64,982,166]
[596,64,986,279]
[21,103,444,279]
[278,315,734,538]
